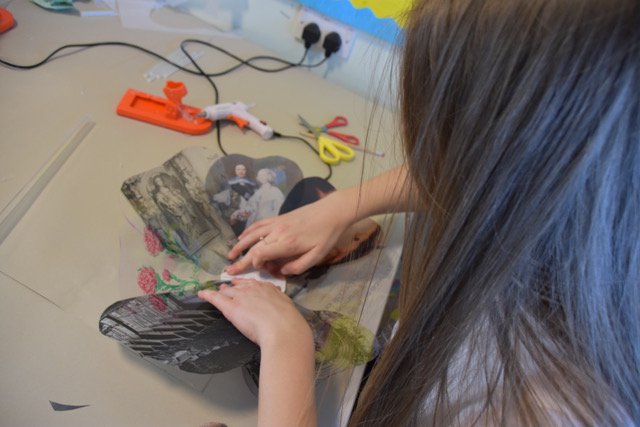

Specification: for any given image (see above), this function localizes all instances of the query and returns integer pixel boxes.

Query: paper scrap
[220,268,286,292]
[31,0,75,11]
[49,401,90,411]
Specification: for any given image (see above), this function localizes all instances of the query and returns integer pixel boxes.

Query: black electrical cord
[0,39,332,178]
[180,39,326,76]
[177,40,226,155]
[176,40,329,169]
[0,40,327,74]
[177,41,326,162]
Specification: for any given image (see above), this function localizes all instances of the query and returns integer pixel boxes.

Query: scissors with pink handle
[305,115,360,145]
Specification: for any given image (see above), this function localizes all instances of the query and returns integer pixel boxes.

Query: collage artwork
[100,146,400,390]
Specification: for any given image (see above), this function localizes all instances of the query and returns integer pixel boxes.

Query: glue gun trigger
[227,115,249,129]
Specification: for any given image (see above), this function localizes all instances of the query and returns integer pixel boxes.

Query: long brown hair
[351,0,639,425]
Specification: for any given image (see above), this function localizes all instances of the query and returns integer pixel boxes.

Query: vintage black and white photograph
[121,149,237,271]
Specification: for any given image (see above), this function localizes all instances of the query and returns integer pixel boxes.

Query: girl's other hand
[199,280,317,426]
[197,279,312,349]
[226,192,354,276]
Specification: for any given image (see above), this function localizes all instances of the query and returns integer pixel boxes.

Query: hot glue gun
[197,102,274,140]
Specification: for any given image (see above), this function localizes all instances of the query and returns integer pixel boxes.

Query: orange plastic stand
[116,81,212,135]
[0,7,15,33]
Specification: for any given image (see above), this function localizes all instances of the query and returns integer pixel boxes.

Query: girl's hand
[200,280,318,426]
[197,279,312,349]
[226,192,354,276]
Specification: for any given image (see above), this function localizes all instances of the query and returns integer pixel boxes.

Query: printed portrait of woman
[243,168,285,226]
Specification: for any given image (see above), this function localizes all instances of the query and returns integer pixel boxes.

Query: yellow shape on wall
[349,0,414,26]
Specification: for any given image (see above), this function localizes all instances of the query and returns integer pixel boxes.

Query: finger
[197,290,234,316]
[228,226,271,259]
[237,218,273,240]
[218,284,240,298]
[236,223,260,241]
[226,254,255,275]
[248,240,307,271]
[230,278,258,287]
[227,242,284,274]
[228,236,258,260]
[280,247,325,275]
[263,260,287,279]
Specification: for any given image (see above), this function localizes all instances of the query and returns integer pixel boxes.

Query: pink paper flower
[144,226,163,256]
[149,295,167,311]
[162,269,172,282]
[137,267,158,294]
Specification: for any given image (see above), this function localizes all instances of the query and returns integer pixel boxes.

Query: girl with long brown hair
[199,0,640,424]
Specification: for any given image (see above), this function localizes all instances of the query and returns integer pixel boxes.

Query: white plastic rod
[0,116,95,245]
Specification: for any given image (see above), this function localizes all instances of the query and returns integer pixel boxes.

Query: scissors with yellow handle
[298,115,355,165]
[316,134,355,165]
